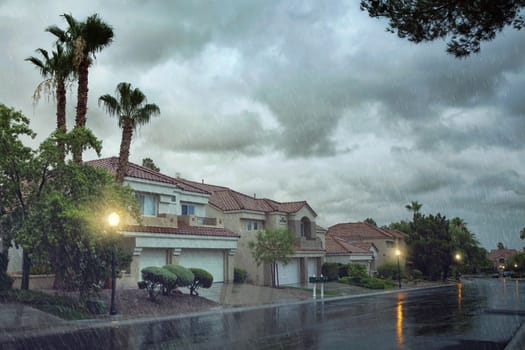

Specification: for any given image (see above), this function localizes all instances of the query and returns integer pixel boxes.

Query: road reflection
[396,293,405,349]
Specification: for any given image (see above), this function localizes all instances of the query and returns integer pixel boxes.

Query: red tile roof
[325,235,371,255]
[124,222,240,238]
[487,248,518,262]
[86,157,208,194]
[176,178,316,215]
[327,222,401,241]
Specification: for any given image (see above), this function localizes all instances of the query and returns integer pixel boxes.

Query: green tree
[405,200,422,229]
[142,157,160,172]
[407,213,452,281]
[364,217,377,226]
[26,43,74,162]
[1,104,137,296]
[248,229,295,288]
[360,1,525,57]
[98,82,160,183]
[497,242,505,250]
[47,13,114,163]
[0,105,42,289]
[520,227,525,240]
[449,217,491,274]
[21,164,139,298]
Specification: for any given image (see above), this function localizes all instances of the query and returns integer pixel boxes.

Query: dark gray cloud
[1,0,524,250]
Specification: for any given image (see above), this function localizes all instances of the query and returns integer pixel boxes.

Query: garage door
[276,259,300,285]
[139,248,168,280]
[307,258,317,277]
[179,249,224,282]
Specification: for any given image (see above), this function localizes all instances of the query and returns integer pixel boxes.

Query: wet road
[4,278,525,349]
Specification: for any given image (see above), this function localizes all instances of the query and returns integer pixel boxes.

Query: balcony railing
[179,215,223,228]
[296,236,323,249]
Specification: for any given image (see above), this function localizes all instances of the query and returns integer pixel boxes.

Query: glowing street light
[395,249,402,288]
[454,253,462,282]
[107,212,120,316]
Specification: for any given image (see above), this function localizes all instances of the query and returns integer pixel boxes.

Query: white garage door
[139,248,168,280]
[307,258,317,277]
[179,249,224,283]
[276,259,300,285]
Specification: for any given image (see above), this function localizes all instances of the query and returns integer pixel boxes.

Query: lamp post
[395,249,401,288]
[455,253,462,282]
[107,212,120,316]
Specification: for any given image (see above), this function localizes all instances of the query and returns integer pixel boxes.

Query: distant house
[487,248,518,271]
[173,178,325,286]
[325,235,377,274]
[88,157,240,286]
[326,222,407,273]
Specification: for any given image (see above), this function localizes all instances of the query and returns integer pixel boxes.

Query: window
[245,220,263,231]
[300,217,311,238]
[181,203,195,215]
[136,193,158,216]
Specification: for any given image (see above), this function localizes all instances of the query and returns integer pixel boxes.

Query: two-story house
[173,178,325,286]
[326,222,407,273]
[88,158,240,286]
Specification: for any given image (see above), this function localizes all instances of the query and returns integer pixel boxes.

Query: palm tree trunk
[73,55,89,164]
[56,78,67,162]
[116,121,133,183]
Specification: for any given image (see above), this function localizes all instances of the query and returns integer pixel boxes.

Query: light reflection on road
[396,293,405,349]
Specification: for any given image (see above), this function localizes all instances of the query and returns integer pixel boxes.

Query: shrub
[234,268,248,283]
[338,264,350,277]
[140,266,177,301]
[322,262,340,281]
[163,264,194,295]
[339,275,395,289]
[377,262,403,280]
[188,268,213,296]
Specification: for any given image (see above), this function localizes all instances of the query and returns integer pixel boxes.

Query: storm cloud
[1,0,524,249]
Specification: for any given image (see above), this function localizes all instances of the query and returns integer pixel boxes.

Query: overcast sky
[1,0,524,250]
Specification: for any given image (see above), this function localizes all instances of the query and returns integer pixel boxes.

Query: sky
[1,0,524,250]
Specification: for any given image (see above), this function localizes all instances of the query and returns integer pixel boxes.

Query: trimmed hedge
[139,266,177,301]
[163,264,194,295]
[188,268,213,296]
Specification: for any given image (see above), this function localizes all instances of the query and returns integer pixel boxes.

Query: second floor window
[246,220,263,231]
[136,193,158,216]
[181,203,195,215]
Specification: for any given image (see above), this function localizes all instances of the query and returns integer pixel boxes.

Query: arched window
[300,217,311,238]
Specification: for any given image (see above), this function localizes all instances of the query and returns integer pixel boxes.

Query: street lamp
[455,253,462,281]
[107,212,120,316]
[395,249,401,288]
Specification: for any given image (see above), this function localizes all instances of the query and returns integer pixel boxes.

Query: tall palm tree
[520,227,525,240]
[405,200,422,224]
[26,43,74,162]
[47,13,114,163]
[98,82,160,183]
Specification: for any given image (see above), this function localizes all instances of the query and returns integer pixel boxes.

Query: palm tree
[520,227,525,240]
[47,13,114,163]
[405,201,422,222]
[26,44,73,161]
[99,82,160,183]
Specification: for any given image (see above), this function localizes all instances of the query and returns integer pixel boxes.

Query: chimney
[202,179,204,184]
[254,193,256,199]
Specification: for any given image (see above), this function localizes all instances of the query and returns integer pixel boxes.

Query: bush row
[138,264,213,301]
